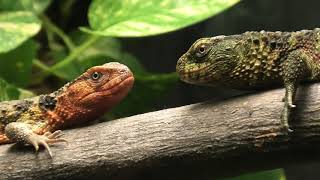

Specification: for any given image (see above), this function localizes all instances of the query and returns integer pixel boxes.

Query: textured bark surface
[1,84,320,180]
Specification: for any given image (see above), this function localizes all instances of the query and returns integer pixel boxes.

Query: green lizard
[176,28,320,132]
[0,62,134,157]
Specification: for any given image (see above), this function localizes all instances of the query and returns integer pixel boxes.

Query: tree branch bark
[1,83,320,180]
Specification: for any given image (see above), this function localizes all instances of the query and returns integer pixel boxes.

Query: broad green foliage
[223,169,286,180]
[83,0,239,37]
[0,0,51,14]
[0,79,19,101]
[0,40,37,87]
[0,79,34,102]
[0,11,41,53]
[51,33,146,80]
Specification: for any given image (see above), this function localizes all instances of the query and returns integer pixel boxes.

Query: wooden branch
[2,83,320,180]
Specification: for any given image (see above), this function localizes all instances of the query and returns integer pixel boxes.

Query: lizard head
[56,62,134,122]
[176,36,241,86]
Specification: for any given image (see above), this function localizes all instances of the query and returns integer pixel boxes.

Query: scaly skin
[0,62,134,157]
[176,28,320,132]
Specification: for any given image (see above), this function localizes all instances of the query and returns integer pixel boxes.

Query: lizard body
[176,28,320,132]
[0,62,134,157]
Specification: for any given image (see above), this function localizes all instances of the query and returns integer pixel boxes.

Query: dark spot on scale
[253,39,260,46]
[305,31,313,37]
[12,112,21,120]
[261,36,268,43]
[29,111,35,116]
[277,42,283,47]
[39,95,57,111]
[270,41,277,50]
[1,109,7,114]
[13,100,32,112]
[13,104,22,111]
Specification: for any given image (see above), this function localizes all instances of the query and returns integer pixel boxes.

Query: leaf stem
[50,35,100,71]
[32,59,66,84]
[40,14,75,51]
[33,59,50,72]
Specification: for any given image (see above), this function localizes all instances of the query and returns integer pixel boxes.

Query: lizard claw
[289,104,296,108]
[29,130,67,158]
[281,125,293,133]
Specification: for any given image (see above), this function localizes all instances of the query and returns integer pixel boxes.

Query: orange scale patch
[0,134,10,144]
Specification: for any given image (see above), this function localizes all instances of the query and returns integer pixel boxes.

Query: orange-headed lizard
[0,62,134,157]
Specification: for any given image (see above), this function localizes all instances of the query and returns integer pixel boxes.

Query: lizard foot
[29,130,67,158]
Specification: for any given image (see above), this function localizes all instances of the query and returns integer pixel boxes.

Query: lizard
[0,62,134,157]
[176,28,320,132]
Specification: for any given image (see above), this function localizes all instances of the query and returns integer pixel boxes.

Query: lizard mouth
[177,60,216,85]
[103,75,134,96]
[80,74,134,103]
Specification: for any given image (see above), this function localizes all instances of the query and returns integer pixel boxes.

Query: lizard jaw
[177,57,220,85]
[79,74,134,107]
[95,75,134,98]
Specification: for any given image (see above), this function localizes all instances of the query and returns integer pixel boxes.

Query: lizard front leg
[281,49,309,132]
[5,122,67,157]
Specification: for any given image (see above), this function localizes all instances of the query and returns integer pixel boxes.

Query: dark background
[49,0,320,179]
[122,0,320,179]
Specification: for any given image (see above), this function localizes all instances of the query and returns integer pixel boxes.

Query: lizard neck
[37,85,94,130]
[41,91,110,130]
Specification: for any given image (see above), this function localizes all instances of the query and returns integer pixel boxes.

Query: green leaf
[0,78,19,101]
[17,88,35,99]
[50,34,146,80]
[222,169,286,180]
[0,0,51,14]
[83,0,239,37]
[75,35,146,75]
[0,40,37,87]
[0,78,34,102]
[0,11,41,53]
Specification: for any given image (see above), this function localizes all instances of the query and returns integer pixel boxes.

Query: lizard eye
[195,44,209,58]
[199,46,205,53]
[91,71,102,80]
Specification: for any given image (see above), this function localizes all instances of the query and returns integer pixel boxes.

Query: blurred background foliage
[4,0,316,179]
[0,0,238,118]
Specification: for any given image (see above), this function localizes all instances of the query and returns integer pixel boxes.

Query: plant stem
[32,59,66,85]
[32,34,99,83]
[50,35,100,71]
[40,14,75,51]
[32,30,100,84]
[33,59,50,72]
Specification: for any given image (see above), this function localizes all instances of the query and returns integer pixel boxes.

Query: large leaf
[75,35,146,75]
[50,33,146,81]
[223,169,286,180]
[0,79,19,101]
[82,0,239,37]
[0,11,41,53]
[0,40,37,87]
[0,0,51,14]
[0,78,34,102]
